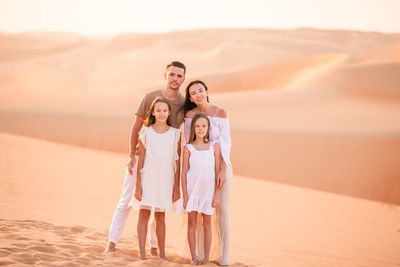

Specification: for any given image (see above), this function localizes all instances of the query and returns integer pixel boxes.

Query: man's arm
[127,115,144,174]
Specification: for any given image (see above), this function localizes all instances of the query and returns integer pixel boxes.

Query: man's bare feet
[103,241,115,254]
[203,259,210,265]
[150,247,158,256]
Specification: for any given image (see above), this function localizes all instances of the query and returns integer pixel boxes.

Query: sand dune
[351,40,400,64]
[300,61,400,98]
[0,218,196,266]
[1,28,399,103]
[1,87,399,204]
[1,28,400,266]
[199,53,347,93]
[1,132,399,266]
[0,31,85,61]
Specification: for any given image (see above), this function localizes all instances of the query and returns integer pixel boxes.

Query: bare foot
[139,254,147,260]
[203,259,210,265]
[150,247,158,256]
[191,259,200,265]
[103,241,115,254]
[219,258,229,266]
[159,253,169,261]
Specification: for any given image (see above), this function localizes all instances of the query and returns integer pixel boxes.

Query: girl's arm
[135,139,146,201]
[181,145,190,209]
[213,143,221,207]
[172,135,182,202]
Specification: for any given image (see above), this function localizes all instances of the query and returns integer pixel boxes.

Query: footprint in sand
[10,243,29,248]
[0,247,26,253]
[62,236,77,242]
[71,226,87,233]
[57,244,83,253]
[28,245,58,253]
[0,250,12,257]
[86,232,105,240]
[2,234,17,239]
[0,260,16,266]
[11,252,38,265]
[37,221,53,230]
[86,245,106,254]
[16,236,31,241]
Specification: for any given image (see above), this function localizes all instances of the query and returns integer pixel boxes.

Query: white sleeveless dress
[134,126,181,211]
[177,142,216,215]
[177,116,232,264]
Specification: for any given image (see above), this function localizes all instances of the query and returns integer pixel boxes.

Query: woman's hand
[127,157,137,175]
[217,171,226,190]
[172,185,181,202]
[134,185,142,201]
[183,196,188,209]
[212,192,220,207]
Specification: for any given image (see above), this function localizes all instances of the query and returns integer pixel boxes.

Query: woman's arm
[215,107,231,189]
[181,146,190,209]
[134,139,146,201]
[213,143,221,207]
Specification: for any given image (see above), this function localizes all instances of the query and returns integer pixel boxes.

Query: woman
[180,80,233,266]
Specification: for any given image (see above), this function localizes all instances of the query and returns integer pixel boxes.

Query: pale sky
[0,0,399,36]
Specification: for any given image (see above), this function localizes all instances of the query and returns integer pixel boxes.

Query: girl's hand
[134,185,142,201]
[172,186,180,202]
[127,157,136,175]
[212,192,220,207]
[217,171,227,190]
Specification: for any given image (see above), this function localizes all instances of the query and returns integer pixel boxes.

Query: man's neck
[161,88,179,100]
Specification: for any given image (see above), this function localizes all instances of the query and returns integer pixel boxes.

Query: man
[104,61,186,255]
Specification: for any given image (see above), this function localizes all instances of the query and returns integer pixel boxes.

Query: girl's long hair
[188,113,210,143]
[143,97,172,127]
[182,80,210,116]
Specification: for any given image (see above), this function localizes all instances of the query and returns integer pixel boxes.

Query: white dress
[177,116,232,264]
[177,142,216,215]
[134,126,180,211]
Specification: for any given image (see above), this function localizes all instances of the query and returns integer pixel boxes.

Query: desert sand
[1,28,400,266]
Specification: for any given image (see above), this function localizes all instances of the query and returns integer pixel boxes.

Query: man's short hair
[166,61,186,74]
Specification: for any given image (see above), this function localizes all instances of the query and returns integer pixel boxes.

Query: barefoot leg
[188,211,198,263]
[202,213,212,264]
[137,209,151,259]
[154,211,167,259]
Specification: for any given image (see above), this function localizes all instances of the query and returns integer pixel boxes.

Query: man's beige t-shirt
[135,89,185,129]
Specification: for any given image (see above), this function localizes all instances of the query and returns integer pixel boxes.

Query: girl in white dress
[179,80,232,266]
[178,113,220,265]
[134,98,181,260]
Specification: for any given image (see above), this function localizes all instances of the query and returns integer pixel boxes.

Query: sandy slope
[1,132,400,266]
[0,28,400,266]
[1,84,399,204]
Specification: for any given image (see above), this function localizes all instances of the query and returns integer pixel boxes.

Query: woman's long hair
[143,97,172,127]
[182,80,210,116]
[188,113,210,143]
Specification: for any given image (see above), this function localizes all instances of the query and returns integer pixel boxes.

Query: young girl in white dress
[178,113,220,265]
[134,97,181,260]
